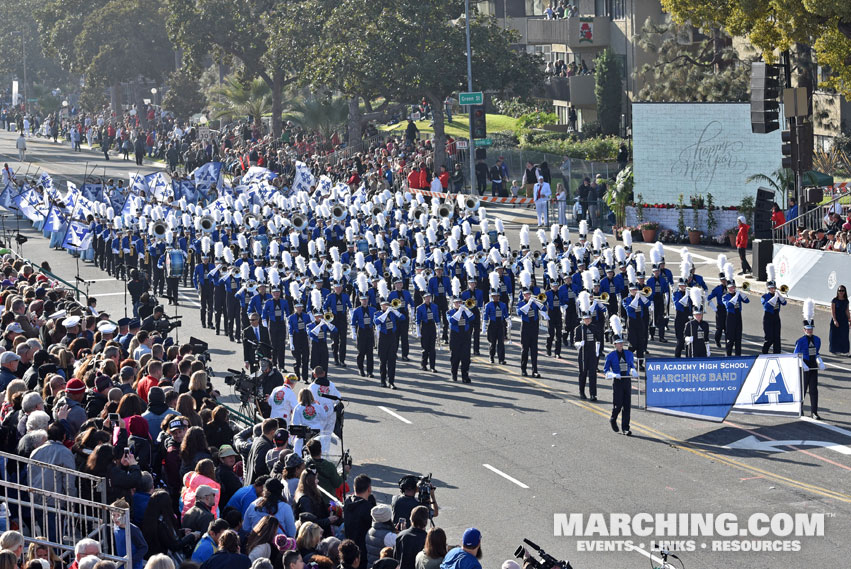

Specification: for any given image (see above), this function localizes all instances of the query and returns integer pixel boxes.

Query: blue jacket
[114,524,148,569]
[416,303,440,326]
[761,292,787,314]
[793,335,821,366]
[192,534,216,564]
[262,297,290,323]
[603,349,637,377]
[441,547,482,569]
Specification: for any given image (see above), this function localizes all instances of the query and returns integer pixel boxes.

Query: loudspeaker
[752,239,774,281]
[750,63,781,133]
[753,219,773,240]
[804,186,823,205]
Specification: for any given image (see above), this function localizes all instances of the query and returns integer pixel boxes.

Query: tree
[165,0,311,138]
[636,18,752,102]
[283,96,349,141]
[0,0,71,92]
[161,69,206,119]
[207,76,271,129]
[594,49,622,136]
[660,0,851,98]
[35,0,175,116]
[306,0,542,168]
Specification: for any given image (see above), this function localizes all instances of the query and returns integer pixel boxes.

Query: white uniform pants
[535,200,548,226]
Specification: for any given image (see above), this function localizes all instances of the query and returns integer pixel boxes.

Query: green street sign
[458,91,483,105]
[473,138,492,147]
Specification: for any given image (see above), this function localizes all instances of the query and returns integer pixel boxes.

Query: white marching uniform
[290,402,329,456]
[533,180,551,226]
[267,384,298,421]
[309,380,341,434]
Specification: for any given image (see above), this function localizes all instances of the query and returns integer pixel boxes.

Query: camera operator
[141,305,168,332]
[256,358,284,418]
[392,476,438,528]
[304,438,347,497]
[127,269,149,318]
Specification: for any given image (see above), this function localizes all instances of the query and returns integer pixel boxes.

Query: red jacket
[439,172,450,189]
[407,169,421,190]
[136,375,158,403]
[736,223,750,248]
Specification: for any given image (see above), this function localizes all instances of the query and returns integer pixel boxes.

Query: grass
[379,113,518,139]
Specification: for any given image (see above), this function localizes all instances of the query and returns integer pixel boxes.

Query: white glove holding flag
[574,341,584,350]
[630,367,639,378]
[350,326,356,340]
[817,356,826,371]
[685,336,693,345]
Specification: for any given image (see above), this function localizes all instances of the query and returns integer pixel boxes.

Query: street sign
[198,126,211,140]
[455,140,468,150]
[458,91,483,106]
[473,138,492,147]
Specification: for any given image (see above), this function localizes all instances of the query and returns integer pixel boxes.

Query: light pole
[151,87,158,107]
[465,0,475,195]
[12,31,27,114]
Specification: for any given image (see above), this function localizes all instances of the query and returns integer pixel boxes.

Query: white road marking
[482,463,529,488]
[178,293,202,308]
[378,406,412,424]
[89,291,129,297]
[800,416,851,439]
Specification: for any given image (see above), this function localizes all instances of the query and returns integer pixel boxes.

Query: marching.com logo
[554,513,825,553]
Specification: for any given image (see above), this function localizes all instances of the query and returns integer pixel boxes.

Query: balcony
[501,16,610,48]
[538,76,570,101]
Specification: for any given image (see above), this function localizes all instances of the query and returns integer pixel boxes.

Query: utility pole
[465,0,475,195]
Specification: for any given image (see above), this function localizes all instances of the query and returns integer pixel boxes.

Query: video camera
[514,539,572,569]
[417,473,435,506]
[224,368,260,404]
[154,314,182,334]
[289,424,320,440]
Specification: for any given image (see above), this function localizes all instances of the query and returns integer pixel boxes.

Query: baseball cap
[195,485,217,498]
[4,322,23,334]
[462,528,481,548]
[120,366,136,381]
[284,453,304,469]
[0,352,20,365]
[273,428,289,445]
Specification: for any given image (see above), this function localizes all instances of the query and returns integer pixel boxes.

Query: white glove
[708,299,717,312]
[596,342,602,356]
[677,295,689,307]
[630,367,639,378]
[706,345,711,357]
[519,302,531,314]
[817,356,826,371]
[415,325,421,339]
[630,295,639,309]
[768,294,779,307]
[685,336,693,345]
[541,311,549,321]
[802,361,810,372]
[605,371,616,380]
[288,339,294,351]
[463,307,473,317]
[350,327,356,340]
[574,341,585,349]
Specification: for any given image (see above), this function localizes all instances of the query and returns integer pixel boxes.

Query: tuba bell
[411,205,426,219]
[151,221,168,239]
[463,195,480,211]
[199,216,214,233]
[437,203,453,219]
[292,214,308,232]
[331,204,347,221]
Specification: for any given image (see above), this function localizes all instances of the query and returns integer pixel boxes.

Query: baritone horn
[741,281,751,291]
[331,204,347,221]
[292,214,308,231]
[536,292,548,303]
[464,298,476,309]
[463,195,480,211]
[391,298,403,309]
[199,216,214,233]
[779,284,789,294]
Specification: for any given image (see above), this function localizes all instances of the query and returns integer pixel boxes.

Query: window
[595,0,607,17]
[610,0,625,20]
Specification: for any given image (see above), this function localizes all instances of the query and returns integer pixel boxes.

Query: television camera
[514,539,572,569]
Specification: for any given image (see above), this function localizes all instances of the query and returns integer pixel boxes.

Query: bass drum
[165,249,185,278]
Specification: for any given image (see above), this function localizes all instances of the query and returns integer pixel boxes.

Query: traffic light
[750,62,780,134]
[470,105,486,139]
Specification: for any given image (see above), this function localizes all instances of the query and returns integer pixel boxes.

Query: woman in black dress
[830,285,850,355]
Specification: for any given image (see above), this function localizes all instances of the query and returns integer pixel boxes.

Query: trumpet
[595,292,610,302]
[391,298,403,309]
[741,281,751,291]
[323,312,335,322]
[536,292,548,303]
[464,298,476,309]
[641,286,652,297]
[779,284,789,294]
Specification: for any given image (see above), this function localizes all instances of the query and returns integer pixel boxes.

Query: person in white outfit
[16,133,27,162]
[533,175,551,227]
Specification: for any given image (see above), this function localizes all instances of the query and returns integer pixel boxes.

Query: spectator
[365,505,396,569]
[293,467,336,534]
[296,522,324,564]
[215,444,242,507]
[439,529,481,569]
[394,506,429,569]
[339,540,361,569]
[305,438,344,497]
[183,484,218,533]
[245,419,277,484]
[414,528,447,569]
[107,445,143,503]
[179,426,213,476]
[786,197,798,221]
[143,556,174,569]
[246,515,280,563]
[344,474,377,568]
[192,519,232,564]
[111,498,148,569]
[244,477,297,539]
[830,285,850,355]
[70,539,101,569]
[142,386,177,440]
[141,489,200,559]
[474,160,488,197]
[735,216,752,275]
[771,202,786,229]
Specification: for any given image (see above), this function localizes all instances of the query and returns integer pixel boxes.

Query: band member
[722,262,748,356]
[646,249,670,342]
[164,242,187,305]
[604,315,638,436]
[308,303,335,374]
[459,272,484,356]
[193,241,214,328]
[761,263,786,354]
[428,263,452,344]
[388,278,414,361]
[544,263,564,358]
[622,266,651,363]
[574,291,600,400]
[794,299,825,420]
[415,284,440,373]
[483,274,508,365]
[447,296,473,383]
[351,292,377,378]
[672,264,693,358]
[707,254,728,348]
[684,287,710,358]
[376,298,404,388]
[517,273,547,378]
[263,282,290,370]
[288,300,312,381]
[323,280,352,367]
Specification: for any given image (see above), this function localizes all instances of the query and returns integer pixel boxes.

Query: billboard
[646,354,802,422]
[633,103,783,206]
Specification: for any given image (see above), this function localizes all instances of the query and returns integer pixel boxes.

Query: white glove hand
[288,340,294,351]
[350,327,356,340]
[706,345,711,357]
[630,368,639,378]
[817,356,826,371]
[574,341,584,349]
[685,336,693,345]
[392,309,401,317]
[596,342,602,356]
[605,371,616,380]
[415,325,421,339]
[802,361,810,372]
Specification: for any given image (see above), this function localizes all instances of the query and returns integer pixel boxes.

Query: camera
[289,424,320,440]
[154,316,182,334]
[224,369,260,404]
[514,539,571,569]
[417,473,434,506]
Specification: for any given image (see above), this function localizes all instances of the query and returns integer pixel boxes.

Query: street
[4,131,850,568]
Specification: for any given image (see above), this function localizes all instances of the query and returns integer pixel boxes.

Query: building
[476,0,666,129]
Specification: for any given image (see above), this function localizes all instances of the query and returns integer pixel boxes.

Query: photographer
[392,476,438,528]
[257,358,284,418]
[305,438,346,497]
[141,305,168,333]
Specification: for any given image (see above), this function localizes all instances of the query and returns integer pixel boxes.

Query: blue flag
[45,204,65,232]
[62,220,92,251]
[81,183,104,202]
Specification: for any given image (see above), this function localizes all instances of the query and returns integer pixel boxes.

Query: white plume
[451,276,461,297]
[609,315,623,337]
[766,263,776,282]
[803,298,815,322]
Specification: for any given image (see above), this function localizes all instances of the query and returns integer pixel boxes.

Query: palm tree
[207,76,271,128]
[746,168,818,206]
[283,96,349,141]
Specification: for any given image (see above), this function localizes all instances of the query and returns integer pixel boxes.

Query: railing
[0,451,133,569]
[773,191,849,244]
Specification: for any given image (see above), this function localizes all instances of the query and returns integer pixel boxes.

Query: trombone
[640,286,652,297]
[779,284,789,295]
[323,312,335,322]
[535,292,548,306]
[594,292,610,302]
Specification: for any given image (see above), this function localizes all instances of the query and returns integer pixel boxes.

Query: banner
[193,162,223,196]
[646,355,802,422]
[772,244,849,306]
[62,220,92,251]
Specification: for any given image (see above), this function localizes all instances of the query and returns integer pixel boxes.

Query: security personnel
[323,281,352,367]
[684,299,710,358]
[761,276,786,354]
[351,294,377,378]
[447,297,473,383]
[308,312,335,373]
[672,279,692,358]
[603,329,638,436]
[415,291,440,372]
[517,288,547,378]
[707,271,728,349]
[646,263,669,342]
[722,279,749,356]
[262,286,290,370]
[388,279,414,361]
[573,306,600,400]
[545,280,564,358]
[483,289,508,364]
[793,301,824,420]
[459,280,484,356]
[193,252,215,328]
[427,266,449,340]
[376,299,404,388]
[288,301,312,381]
